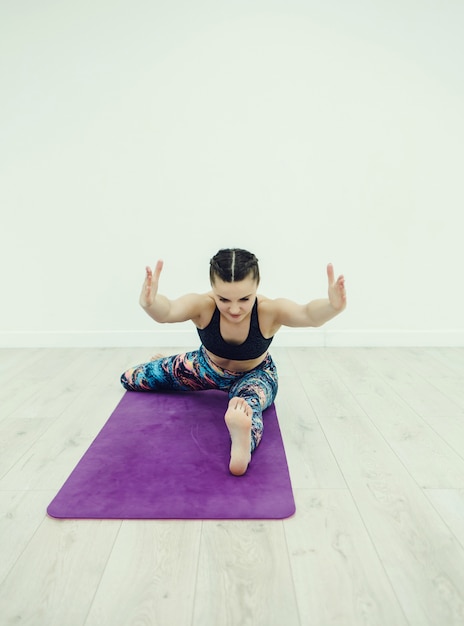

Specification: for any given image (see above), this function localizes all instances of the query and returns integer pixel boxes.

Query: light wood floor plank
[84,520,202,626]
[286,488,408,626]
[276,376,346,489]
[425,489,464,550]
[0,383,123,491]
[328,357,464,488]
[0,490,53,585]
[0,349,62,422]
[317,410,464,625]
[426,348,464,375]
[361,348,464,418]
[0,517,121,626]
[411,412,464,460]
[425,374,464,414]
[0,418,55,481]
[0,348,45,382]
[193,520,300,626]
[5,348,120,421]
[290,347,338,378]
[392,347,462,378]
[0,349,84,422]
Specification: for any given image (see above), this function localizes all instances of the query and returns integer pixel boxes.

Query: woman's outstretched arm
[140,260,207,324]
[270,263,347,328]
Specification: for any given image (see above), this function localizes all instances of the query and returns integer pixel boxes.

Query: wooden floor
[1,347,464,625]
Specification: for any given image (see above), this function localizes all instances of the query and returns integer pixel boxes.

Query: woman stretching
[121,248,346,476]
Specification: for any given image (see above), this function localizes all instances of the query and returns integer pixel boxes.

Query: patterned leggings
[120,345,278,453]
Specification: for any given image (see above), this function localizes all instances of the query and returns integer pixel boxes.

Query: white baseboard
[0,329,463,348]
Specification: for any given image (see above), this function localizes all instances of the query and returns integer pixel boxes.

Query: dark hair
[209,248,260,284]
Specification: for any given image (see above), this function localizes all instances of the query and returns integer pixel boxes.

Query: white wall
[1,0,463,347]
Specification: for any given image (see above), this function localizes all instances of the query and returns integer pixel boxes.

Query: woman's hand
[327,263,346,312]
[140,260,163,309]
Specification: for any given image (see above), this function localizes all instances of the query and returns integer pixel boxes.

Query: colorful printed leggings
[120,345,278,452]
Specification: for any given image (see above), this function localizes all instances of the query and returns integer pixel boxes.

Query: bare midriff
[204,348,268,373]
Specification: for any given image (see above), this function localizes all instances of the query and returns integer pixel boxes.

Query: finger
[338,277,347,301]
[153,259,164,280]
[327,263,335,284]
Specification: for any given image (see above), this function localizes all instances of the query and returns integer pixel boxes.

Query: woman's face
[211,275,258,323]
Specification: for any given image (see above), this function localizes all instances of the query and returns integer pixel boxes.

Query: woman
[121,248,346,475]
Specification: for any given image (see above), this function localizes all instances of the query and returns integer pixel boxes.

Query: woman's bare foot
[224,397,252,476]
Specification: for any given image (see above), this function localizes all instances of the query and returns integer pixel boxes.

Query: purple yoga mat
[47,390,295,520]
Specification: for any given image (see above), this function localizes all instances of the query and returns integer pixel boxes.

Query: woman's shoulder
[257,294,278,310]
[256,295,282,337]
[192,292,216,329]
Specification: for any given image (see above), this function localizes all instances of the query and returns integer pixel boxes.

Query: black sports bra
[197,299,273,361]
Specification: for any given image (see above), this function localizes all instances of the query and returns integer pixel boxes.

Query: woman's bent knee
[120,368,137,391]
[120,365,153,391]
